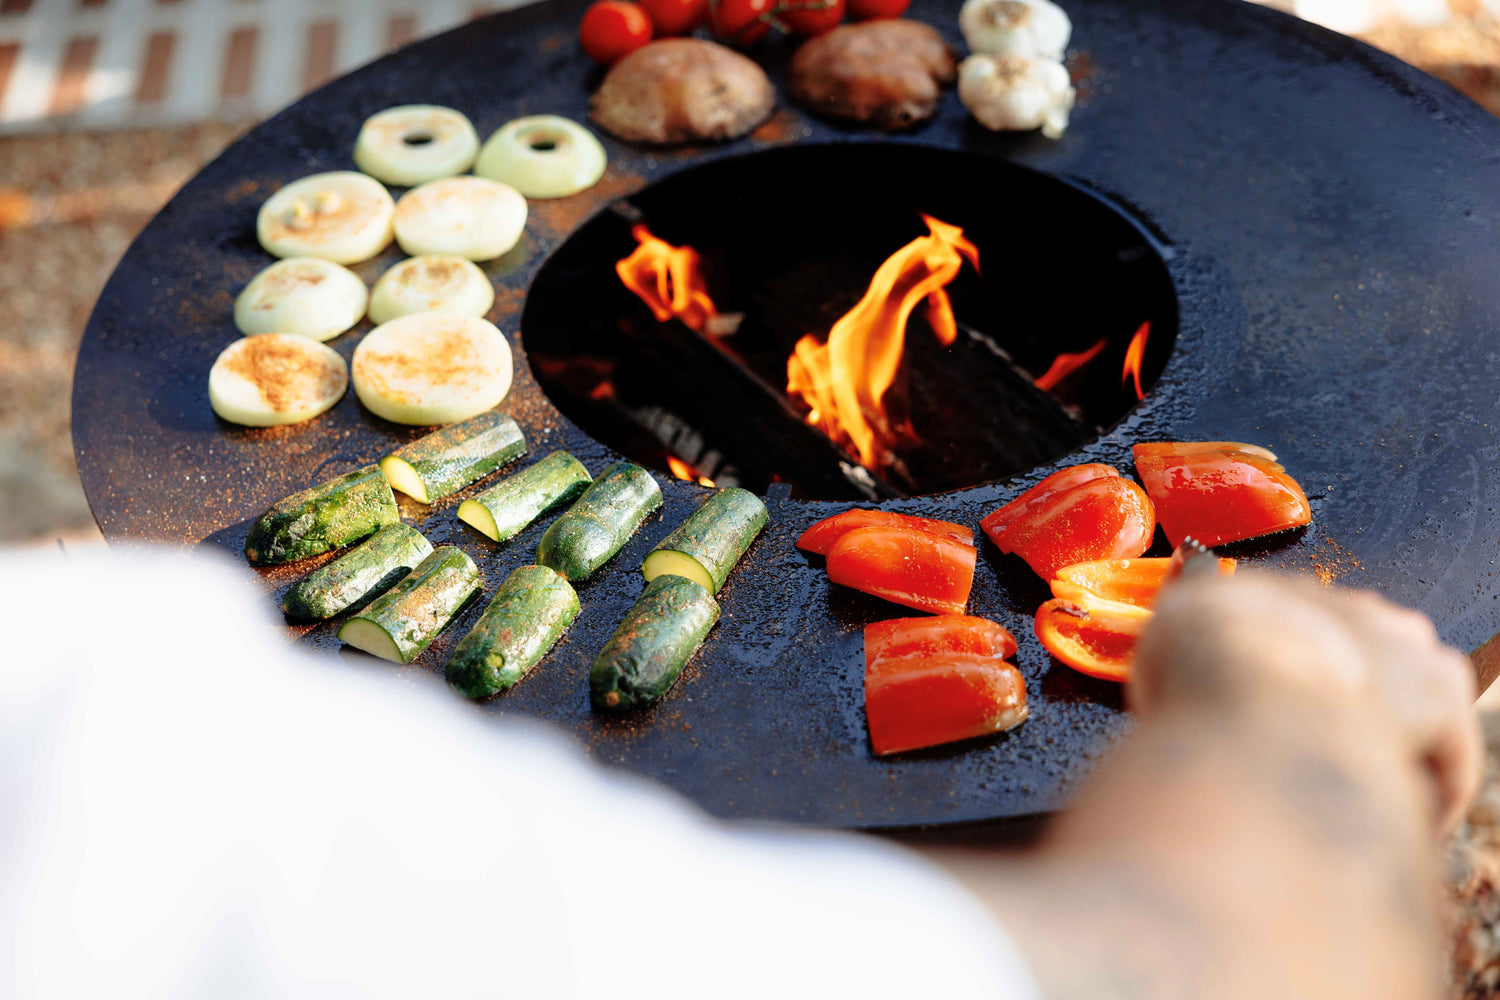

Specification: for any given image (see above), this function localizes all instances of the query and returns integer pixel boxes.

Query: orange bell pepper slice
[797,508,974,555]
[1035,597,1152,683]
[826,525,976,615]
[865,615,1028,755]
[985,473,1156,580]
[1050,556,1236,608]
[1133,441,1311,547]
[1037,556,1235,681]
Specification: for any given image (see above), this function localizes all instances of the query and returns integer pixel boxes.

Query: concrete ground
[0,121,248,545]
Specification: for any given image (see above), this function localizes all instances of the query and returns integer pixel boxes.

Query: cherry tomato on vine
[778,0,845,35]
[579,0,653,64]
[847,0,908,19]
[709,0,777,46]
[641,0,709,35]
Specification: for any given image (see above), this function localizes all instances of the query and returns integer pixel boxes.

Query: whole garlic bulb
[959,0,1072,60]
[958,54,1075,139]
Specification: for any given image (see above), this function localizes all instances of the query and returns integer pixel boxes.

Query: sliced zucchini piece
[379,410,526,504]
[337,546,482,663]
[536,461,662,581]
[446,565,580,699]
[282,522,434,620]
[591,575,719,712]
[457,450,592,542]
[642,487,768,595]
[245,465,398,566]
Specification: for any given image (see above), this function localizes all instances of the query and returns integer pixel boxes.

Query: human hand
[1132,574,1482,836]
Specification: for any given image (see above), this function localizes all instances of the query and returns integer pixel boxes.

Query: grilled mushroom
[786,20,958,131]
[589,39,774,145]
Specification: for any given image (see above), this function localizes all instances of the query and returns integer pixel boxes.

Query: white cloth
[0,548,1043,999]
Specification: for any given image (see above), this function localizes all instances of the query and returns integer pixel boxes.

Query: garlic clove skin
[959,0,1072,61]
[958,53,1075,139]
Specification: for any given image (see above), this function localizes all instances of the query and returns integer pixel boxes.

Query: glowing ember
[1035,338,1106,391]
[786,214,980,470]
[666,455,716,488]
[1122,321,1150,401]
[616,224,719,333]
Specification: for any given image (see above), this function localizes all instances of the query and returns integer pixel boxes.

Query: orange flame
[666,455,716,488]
[1035,338,1106,391]
[786,214,979,470]
[616,224,718,333]
[1122,321,1150,400]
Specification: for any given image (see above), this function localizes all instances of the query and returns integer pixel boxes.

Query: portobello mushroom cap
[787,20,959,131]
[589,39,775,145]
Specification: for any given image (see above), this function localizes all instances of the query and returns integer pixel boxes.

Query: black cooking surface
[73,0,1500,828]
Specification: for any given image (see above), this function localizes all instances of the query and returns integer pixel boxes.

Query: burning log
[894,320,1098,494]
[587,312,902,499]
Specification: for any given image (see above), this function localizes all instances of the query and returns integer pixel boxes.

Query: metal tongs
[1166,535,1219,583]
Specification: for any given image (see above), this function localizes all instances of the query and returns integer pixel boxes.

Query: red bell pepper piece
[865,615,1028,756]
[985,474,1156,580]
[865,614,1018,663]
[826,525,976,615]
[980,463,1119,541]
[797,508,974,555]
[1132,441,1311,547]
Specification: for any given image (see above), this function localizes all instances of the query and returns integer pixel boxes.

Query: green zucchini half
[446,564,581,699]
[337,546,482,663]
[642,487,768,595]
[590,575,719,712]
[283,522,434,620]
[245,465,399,566]
[379,410,527,504]
[536,461,662,581]
[457,450,592,542]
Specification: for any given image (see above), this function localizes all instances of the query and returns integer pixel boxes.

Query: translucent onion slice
[208,333,348,426]
[234,257,369,341]
[257,171,395,264]
[352,313,513,425]
[367,255,495,325]
[392,176,527,262]
[474,115,607,199]
[353,105,481,187]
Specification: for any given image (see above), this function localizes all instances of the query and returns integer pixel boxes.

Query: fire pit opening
[522,144,1178,500]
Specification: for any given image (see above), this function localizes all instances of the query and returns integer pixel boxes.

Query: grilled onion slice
[257,171,395,263]
[353,105,480,187]
[368,255,494,325]
[208,333,348,426]
[234,257,368,341]
[392,176,527,261]
[474,115,607,199]
[352,313,513,425]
